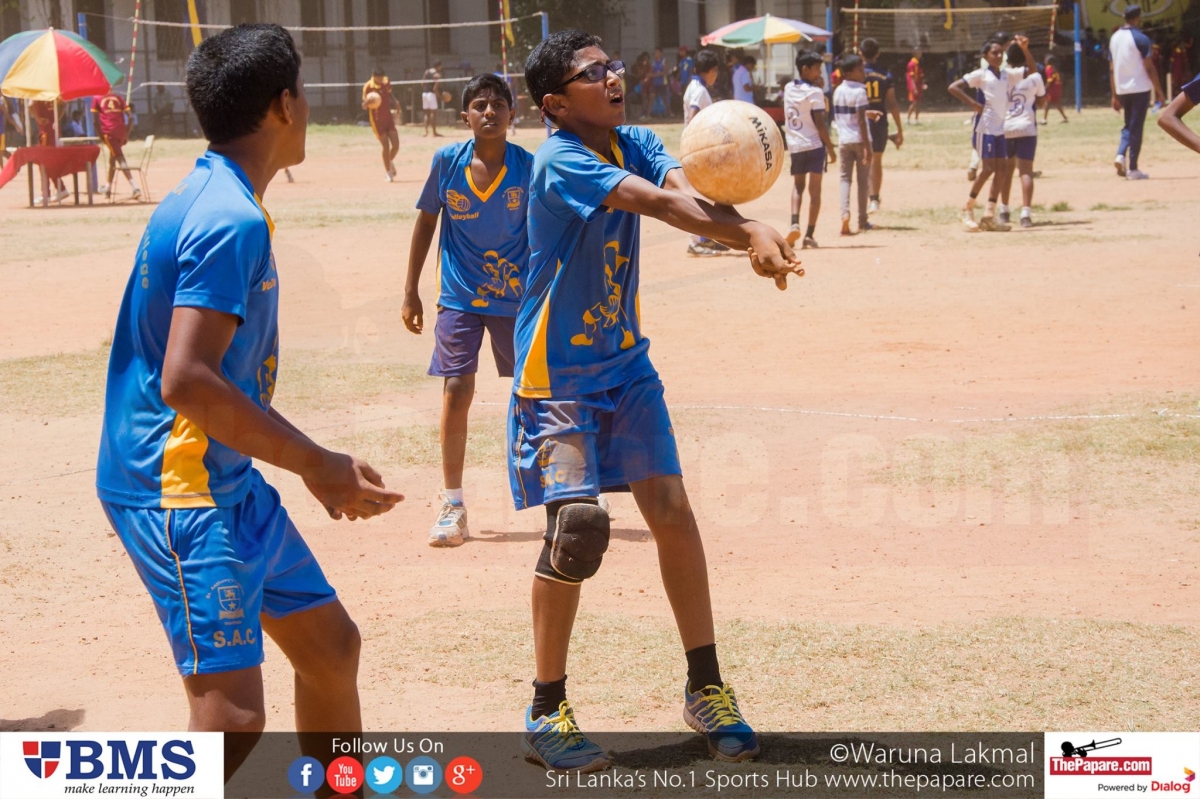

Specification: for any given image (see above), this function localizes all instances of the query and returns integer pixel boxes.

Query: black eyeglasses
[549,60,625,95]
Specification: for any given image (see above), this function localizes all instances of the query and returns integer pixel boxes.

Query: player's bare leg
[629,474,715,652]
[183,667,265,780]
[805,172,823,248]
[440,374,474,491]
[1016,157,1035,226]
[869,150,884,210]
[385,129,399,176]
[532,576,581,682]
[787,173,806,246]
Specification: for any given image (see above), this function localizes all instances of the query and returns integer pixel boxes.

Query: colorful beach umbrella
[0,28,123,102]
[702,14,832,46]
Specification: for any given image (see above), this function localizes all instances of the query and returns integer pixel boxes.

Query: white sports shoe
[598,494,614,519]
[1114,156,1127,177]
[962,210,981,232]
[1127,169,1149,180]
[867,199,880,214]
[428,494,469,547]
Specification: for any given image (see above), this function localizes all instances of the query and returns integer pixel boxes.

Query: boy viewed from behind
[682,48,730,257]
[514,29,801,773]
[832,54,875,236]
[403,74,534,547]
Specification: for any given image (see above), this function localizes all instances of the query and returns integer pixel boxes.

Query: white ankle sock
[444,487,464,504]
[1020,206,1031,218]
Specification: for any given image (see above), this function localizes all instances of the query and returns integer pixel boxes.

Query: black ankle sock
[969,191,979,200]
[805,224,816,238]
[790,213,800,225]
[870,195,879,202]
[686,644,722,693]
[531,676,568,720]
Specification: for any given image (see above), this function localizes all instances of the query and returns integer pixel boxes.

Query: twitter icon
[365,755,403,795]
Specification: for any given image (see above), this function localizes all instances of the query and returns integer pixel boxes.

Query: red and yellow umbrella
[0,28,123,102]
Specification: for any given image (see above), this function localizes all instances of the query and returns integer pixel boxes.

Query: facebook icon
[288,756,325,794]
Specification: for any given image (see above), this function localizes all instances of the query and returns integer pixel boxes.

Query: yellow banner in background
[1082,0,1188,32]
[502,0,515,44]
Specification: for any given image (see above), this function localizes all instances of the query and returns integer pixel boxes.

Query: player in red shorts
[91,90,141,199]
[362,67,401,182]
[906,47,927,123]
[1042,54,1068,123]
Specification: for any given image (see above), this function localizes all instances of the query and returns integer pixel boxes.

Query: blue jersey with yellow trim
[416,140,533,317]
[96,151,279,509]
[513,126,679,399]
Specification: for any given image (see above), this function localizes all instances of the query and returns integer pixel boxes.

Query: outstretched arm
[402,210,438,333]
[604,170,802,289]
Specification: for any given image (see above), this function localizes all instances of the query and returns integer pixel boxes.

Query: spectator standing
[651,47,668,116]
[152,85,174,134]
[1171,35,1193,96]
[422,60,444,137]
[1109,5,1165,179]
[733,55,756,103]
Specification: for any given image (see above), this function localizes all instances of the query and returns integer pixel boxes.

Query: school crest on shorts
[211,578,245,621]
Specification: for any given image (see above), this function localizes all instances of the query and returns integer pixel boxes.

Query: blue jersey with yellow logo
[96,151,279,509]
[416,140,533,317]
[514,126,679,399]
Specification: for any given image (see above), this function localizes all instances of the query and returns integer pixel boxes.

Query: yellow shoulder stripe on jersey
[254,194,275,240]
[464,164,508,203]
[515,261,559,398]
[161,414,216,508]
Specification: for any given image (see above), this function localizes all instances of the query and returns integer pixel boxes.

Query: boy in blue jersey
[514,30,802,773]
[403,74,534,547]
[95,24,403,773]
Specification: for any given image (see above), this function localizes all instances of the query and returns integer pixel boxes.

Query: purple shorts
[978,133,1006,160]
[429,307,516,378]
[1005,135,1037,161]
[790,147,826,175]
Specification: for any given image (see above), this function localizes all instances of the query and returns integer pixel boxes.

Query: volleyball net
[843,5,1059,54]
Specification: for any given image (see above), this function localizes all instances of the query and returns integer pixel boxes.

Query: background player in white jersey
[784,50,836,249]
[1000,38,1044,228]
[681,49,729,257]
[833,55,875,237]
[950,36,1025,232]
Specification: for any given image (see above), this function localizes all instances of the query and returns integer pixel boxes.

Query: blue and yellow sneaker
[522,700,612,773]
[683,682,761,762]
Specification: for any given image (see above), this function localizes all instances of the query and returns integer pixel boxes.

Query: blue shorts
[978,133,1006,160]
[429,307,516,378]
[1005,135,1037,161]
[867,117,889,153]
[507,373,681,510]
[790,148,826,175]
[100,470,337,676]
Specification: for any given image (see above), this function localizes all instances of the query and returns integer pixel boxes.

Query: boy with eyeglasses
[515,29,801,773]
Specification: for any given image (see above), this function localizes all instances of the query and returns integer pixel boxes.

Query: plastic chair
[110,135,154,202]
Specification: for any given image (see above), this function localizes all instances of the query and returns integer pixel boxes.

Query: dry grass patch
[273,349,428,411]
[332,419,506,468]
[361,610,1200,730]
[0,347,110,417]
[873,396,1200,511]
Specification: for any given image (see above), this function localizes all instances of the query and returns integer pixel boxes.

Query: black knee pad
[536,500,610,583]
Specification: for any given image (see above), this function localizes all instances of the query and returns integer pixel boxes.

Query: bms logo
[19,739,197,780]
[23,741,61,778]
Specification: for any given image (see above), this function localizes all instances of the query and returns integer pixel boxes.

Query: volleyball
[679,100,785,205]
[365,91,382,110]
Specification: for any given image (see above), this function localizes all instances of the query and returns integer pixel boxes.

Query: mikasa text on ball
[679,100,785,205]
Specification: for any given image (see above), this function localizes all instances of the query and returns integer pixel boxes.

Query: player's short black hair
[742,55,758,67]
[981,36,1004,54]
[524,29,603,116]
[838,53,864,73]
[372,65,384,75]
[695,49,720,75]
[860,38,880,59]
[186,24,300,145]
[796,50,824,72]
[1124,4,1142,20]
[1007,42,1026,65]
[461,72,513,111]
[1045,53,1057,64]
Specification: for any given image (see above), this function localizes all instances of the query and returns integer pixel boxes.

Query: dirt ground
[1,110,1198,736]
